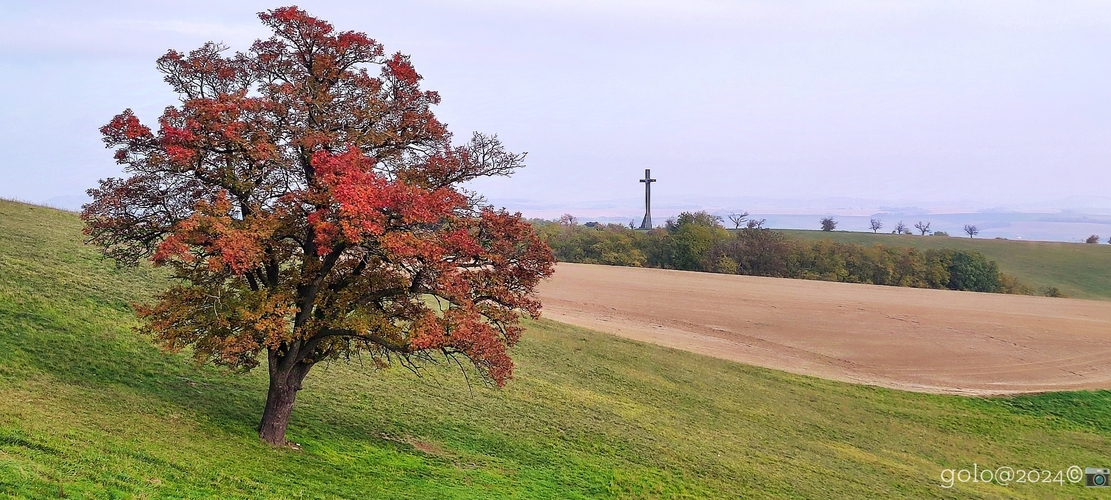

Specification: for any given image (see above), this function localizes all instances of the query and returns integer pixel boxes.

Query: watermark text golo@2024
[940,464,1109,488]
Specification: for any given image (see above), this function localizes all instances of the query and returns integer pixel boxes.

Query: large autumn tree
[82,6,554,445]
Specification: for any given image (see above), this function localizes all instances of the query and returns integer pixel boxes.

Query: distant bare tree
[629,220,635,229]
[559,213,578,227]
[914,221,931,235]
[869,218,883,233]
[728,211,750,229]
[820,217,837,231]
[1086,234,1100,244]
[895,220,908,234]
[746,218,767,229]
[964,224,979,238]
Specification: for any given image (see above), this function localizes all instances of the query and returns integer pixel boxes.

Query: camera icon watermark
[1087,467,1109,488]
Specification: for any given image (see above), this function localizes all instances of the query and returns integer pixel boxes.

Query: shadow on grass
[0,430,61,455]
[0,292,418,451]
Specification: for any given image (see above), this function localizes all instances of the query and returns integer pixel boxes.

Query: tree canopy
[81,6,554,445]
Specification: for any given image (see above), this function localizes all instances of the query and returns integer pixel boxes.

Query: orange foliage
[82,6,554,399]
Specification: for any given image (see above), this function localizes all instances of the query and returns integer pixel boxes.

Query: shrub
[1086,235,1100,244]
[1040,286,1067,298]
[947,250,1000,292]
[714,255,738,274]
[999,273,1035,295]
[671,223,726,271]
[728,227,791,277]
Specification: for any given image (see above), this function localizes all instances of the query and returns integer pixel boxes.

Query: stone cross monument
[639,168,656,229]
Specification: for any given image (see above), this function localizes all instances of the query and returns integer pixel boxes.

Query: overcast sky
[2,0,1110,218]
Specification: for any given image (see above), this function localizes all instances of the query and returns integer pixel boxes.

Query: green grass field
[2,198,1110,499]
[781,229,1111,300]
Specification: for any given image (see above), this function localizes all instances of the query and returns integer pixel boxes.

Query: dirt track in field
[536,263,1111,395]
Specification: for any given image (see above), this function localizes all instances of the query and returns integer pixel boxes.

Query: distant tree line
[535,211,1039,294]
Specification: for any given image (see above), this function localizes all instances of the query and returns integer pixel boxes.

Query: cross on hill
[639,169,656,229]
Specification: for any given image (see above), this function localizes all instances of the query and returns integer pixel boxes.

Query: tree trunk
[258,351,314,445]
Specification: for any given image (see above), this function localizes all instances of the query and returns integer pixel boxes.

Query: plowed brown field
[536,263,1111,395]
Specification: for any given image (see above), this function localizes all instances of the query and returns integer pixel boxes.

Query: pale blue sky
[2,1,1110,222]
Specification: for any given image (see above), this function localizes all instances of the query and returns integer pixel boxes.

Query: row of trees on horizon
[536,211,1062,296]
[602,212,1107,244]
[825,216,969,237]
[610,212,978,237]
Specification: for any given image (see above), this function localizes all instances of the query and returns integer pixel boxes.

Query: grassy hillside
[1,198,1110,499]
[782,229,1111,300]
